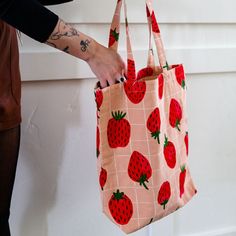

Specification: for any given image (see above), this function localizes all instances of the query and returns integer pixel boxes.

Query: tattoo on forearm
[46,19,91,55]
[48,19,80,41]
[63,46,70,53]
[46,41,57,48]
[80,39,91,52]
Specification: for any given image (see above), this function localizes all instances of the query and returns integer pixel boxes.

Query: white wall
[11,0,236,236]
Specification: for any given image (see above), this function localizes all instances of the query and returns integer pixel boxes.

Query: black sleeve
[39,0,73,6]
[0,0,60,43]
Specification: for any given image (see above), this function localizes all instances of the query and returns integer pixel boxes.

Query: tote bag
[94,0,197,233]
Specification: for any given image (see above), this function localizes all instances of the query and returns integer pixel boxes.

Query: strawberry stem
[180,164,186,172]
[182,79,185,89]
[139,174,149,190]
[164,135,168,147]
[175,120,181,131]
[112,111,126,120]
[151,131,160,144]
[112,28,119,41]
[163,61,170,70]
[162,199,168,210]
[113,189,124,200]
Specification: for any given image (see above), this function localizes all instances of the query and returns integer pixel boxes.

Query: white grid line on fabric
[100,71,188,229]
[109,87,119,188]
[99,89,184,119]
[165,72,188,212]
[100,138,187,156]
[141,91,157,219]
[125,88,141,229]
[104,164,182,190]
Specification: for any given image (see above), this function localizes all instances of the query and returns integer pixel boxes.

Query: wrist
[84,39,99,63]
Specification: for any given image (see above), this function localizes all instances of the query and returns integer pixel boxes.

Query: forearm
[46,18,98,62]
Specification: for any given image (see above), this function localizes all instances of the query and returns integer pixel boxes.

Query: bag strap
[108,0,168,81]
[145,0,168,70]
[146,3,155,68]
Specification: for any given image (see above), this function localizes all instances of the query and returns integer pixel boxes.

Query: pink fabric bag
[94,0,197,234]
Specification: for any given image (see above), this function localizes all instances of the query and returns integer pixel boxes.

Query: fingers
[98,77,108,89]
[96,51,127,89]
[98,68,126,89]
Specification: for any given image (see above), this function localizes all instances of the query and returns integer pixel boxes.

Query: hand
[86,41,126,88]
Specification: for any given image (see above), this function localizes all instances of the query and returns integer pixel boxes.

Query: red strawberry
[137,67,154,80]
[99,167,107,190]
[158,74,164,99]
[147,107,161,144]
[179,165,186,198]
[95,89,103,111]
[96,126,100,158]
[171,64,179,69]
[169,98,182,131]
[146,4,151,17]
[151,12,160,33]
[124,80,146,104]
[107,111,131,148]
[109,189,133,225]
[157,181,171,209]
[175,65,185,89]
[108,28,119,47]
[126,59,136,81]
[184,132,189,156]
[128,151,152,190]
[163,135,176,169]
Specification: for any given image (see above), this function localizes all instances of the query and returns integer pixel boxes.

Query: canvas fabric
[94,0,197,233]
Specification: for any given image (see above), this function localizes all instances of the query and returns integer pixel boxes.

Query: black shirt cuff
[1,0,59,43]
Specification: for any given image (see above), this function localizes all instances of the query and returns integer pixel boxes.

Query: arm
[0,0,125,88]
[46,18,126,88]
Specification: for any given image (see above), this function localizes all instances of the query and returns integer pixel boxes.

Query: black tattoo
[80,39,91,52]
[63,46,70,53]
[46,41,57,48]
[49,19,80,41]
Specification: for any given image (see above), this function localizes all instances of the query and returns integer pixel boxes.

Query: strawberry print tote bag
[94,0,197,234]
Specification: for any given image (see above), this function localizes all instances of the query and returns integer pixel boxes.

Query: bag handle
[146,3,155,68]
[108,0,168,81]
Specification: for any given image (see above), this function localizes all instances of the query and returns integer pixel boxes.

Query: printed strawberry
[107,111,131,148]
[175,65,185,89]
[163,135,176,169]
[179,165,186,198]
[126,59,136,81]
[158,74,164,99]
[147,107,161,144]
[128,151,152,190]
[184,132,189,156]
[169,98,182,131]
[95,89,103,111]
[109,189,133,225]
[124,80,146,104]
[96,126,100,157]
[108,28,119,47]
[146,4,151,17]
[136,67,154,80]
[157,181,171,209]
[151,12,160,33]
[99,167,107,190]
